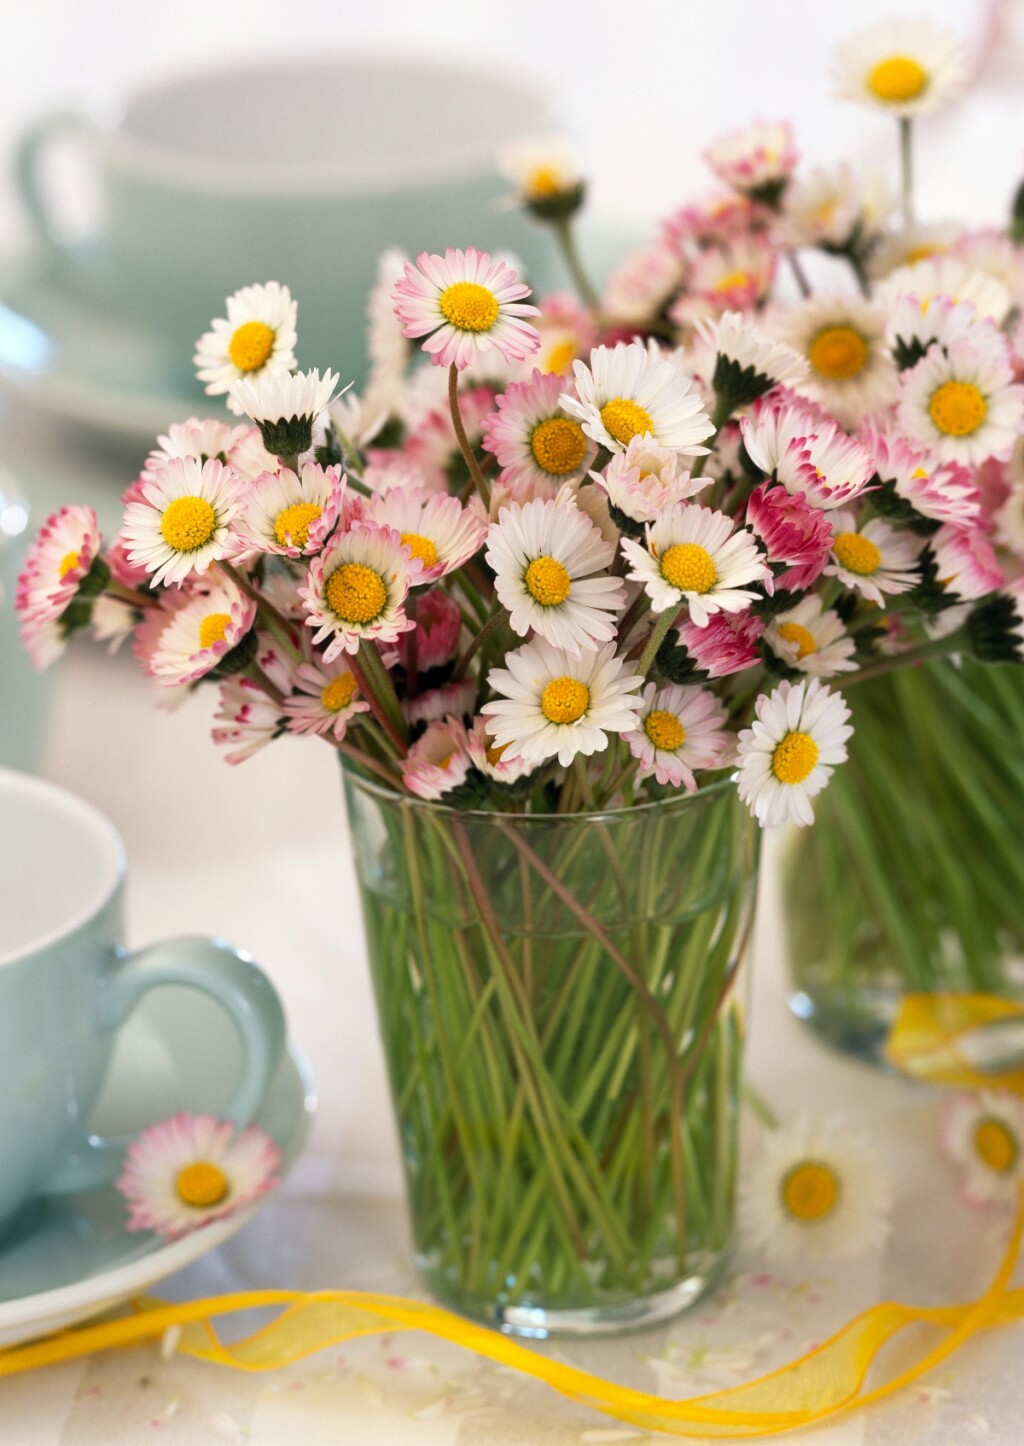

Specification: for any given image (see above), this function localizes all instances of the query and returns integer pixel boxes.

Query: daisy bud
[965,581,1024,664]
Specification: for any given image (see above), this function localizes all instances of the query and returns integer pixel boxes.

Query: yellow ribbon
[1,991,1022,1439]
[885,992,1024,1094]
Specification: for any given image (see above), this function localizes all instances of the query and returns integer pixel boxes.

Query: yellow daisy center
[176,1160,229,1208]
[321,674,358,713]
[905,242,946,264]
[530,416,588,475]
[777,621,819,659]
[540,676,590,724]
[485,738,510,766]
[772,729,820,785]
[600,397,654,446]
[228,320,276,373]
[58,550,80,579]
[438,281,500,333]
[274,502,322,550]
[525,555,573,606]
[715,269,751,293]
[781,1161,839,1221]
[198,612,231,650]
[645,709,685,752]
[325,562,388,625]
[808,325,868,380]
[160,496,217,553]
[974,1117,1018,1173]
[928,380,987,437]
[544,338,577,375]
[660,542,718,594]
[833,532,882,577]
[528,165,561,197]
[400,532,439,568]
[868,55,928,104]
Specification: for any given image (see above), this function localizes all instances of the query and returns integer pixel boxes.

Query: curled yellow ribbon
[885,992,1024,1094]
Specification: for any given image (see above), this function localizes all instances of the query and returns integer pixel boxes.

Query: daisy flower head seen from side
[116,1112,281,1239]
[234,462,345,558]
[739,1116,893,1263]
[283,655,370,742]
[703,119,798,205]
[498,135,586,219]
[940,1090,1024,1209]
[833,18,967,118]
[194,282,298,415]
[774,292,897,430]
[594,434,710,534]
[736,676,853,828]
[121,457,245,589]
[402,716,473,801]
[486,497,625,657]
[364,486,487,583]
[561,340,715,457]
[481,369,596,493]
[15,504,103,628]
[745,483,835,594]
[623,682,731,790]
[877,255,1013,328]
[229,368,341,458]
[825,510,921,606]
[898,339,1024,467]
[142,418,250,480]
[697,311,808,414]
[133,574,257,688]
[299,522,416,662]
[621,502,770,627]
[212,674,288,766]
[391,247,541,371]
[482,637,643,769]
[763,595,858,677]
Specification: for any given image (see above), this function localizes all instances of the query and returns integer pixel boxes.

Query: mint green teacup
[16,57,556,392]
[0,767,287,1245]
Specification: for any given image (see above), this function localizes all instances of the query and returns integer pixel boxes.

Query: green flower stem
[553,216,601,309]
[834,632,965,689]
[356,639,408,744]
[637,609,679,678]
[787,251,812,298]
[219,561,304,662]
[106,579,159,610]
[346,649,405,757]
[457,606,509,679]
[448,364,491,511]
[899,116,915,227]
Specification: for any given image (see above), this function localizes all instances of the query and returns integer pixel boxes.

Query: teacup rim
[84,53,552,198]
[0,768,125,969]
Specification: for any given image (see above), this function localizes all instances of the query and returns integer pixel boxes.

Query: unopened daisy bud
[498,135,586,222]
[229,369,341,457]
[965,581,1024,664]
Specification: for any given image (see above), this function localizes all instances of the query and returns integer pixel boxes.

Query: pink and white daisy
[486,497,625,656]
[15,504,102,630]
[299,522,416,662]
[739,390,833,476]
[116,1111,281,1239]
[745,483,834,593]
[234,463,345,558]
[482,637,644,769]
[121,457,246,588]
[624,682,731,790]
[212,675,288,765]
[141,418,250,480]
[929,524,1004,601]
[402,716,473,800]
[736,677,853,828]
[403,678,477,731]
[283,656,370,742]
[764,595,857,677]
[392,246,540,372]
[861,431,981,528]
[227,426,286,483]
[594,434,711,529]
[898,340,1024,467]
[704,120,798,200]
[776,426,876,513]
[825,511,921,606]
[466,715,537,786]
[562,341,714,457]
[397,587,463,674]
[940,1091,1024,1209]
[878,256,1012,328]
[194,281,298,414]
[364,487,487,583]
[133,575,257,687]
[884,293,1004,372]
[481,370,596,492]
[621,503,770,627]
[601,241,685,326]
[668,611,766,681]
[674,236,777,322]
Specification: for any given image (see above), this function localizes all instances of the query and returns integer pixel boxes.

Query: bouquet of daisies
[17,16,1024,833]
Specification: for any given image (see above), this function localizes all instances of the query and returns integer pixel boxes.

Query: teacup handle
[47,936,287,1195]
[15,110,96,259]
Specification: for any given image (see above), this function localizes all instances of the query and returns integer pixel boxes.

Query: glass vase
[785,659,1024,1064]
[343,768,758,1337]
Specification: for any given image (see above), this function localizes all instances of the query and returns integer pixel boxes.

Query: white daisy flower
[498,134,584,208]
[620,502,770,627]
[833,18,967,118]
[696,311,808,412]
[898,339,1024,466]
[481,637,643,768]
[234,462,345,558]
[402,716,473,801]
[486,497,625,657]
[481,369,596,492]
[283,656,370,742]
[764,595,858,677]
[623,682,731,790]
[194,282,298,416]
[779,162,893,251]
[392,246,540,372]
[561,340,715,456]
[116,1111,281,1239]
[825,510,921,606]
[773,293,898,429]
[229,368,341,457]
[132,574,257,688]
[739,1116,893,1262]
[736,677,853,828]
[594,434,710,530]
[121,457,246,588]
[940,1091,1024,1209]
[877,256,1013,327]
[364,486,487,582]
[299,522,415,662]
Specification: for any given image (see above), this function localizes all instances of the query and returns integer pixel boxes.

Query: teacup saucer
[0,251,203,449]
[0,982,315,1348]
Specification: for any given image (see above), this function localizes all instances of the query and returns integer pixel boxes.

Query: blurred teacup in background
[16,57,559,394]
[0,477,50,774]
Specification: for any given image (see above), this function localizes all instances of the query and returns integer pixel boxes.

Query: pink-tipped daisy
[212,674,288,765]
[825,511,921,606]
[466,715,538,787]
[15,504,102,631]
[402,716,472,800]
[736,677,853,828]
[116,1111,281,1238]
[861,431,981,528]
[299,522,415,662]
[624,682,731,790]
[482,369,596,492]
[776,427,876,513]
[745,483,834,593]
[621,502,770,627]
[929,524,1004,602]
[121,457,246,588]
[141,418,250,480]
[704,120,798,201]
[594,434,711,530]
[669,611,766,681]
[364,486,487,583]
[392,246,540,371]
[486,497,625,657]
[561,340,714,457]
[283,656,370,741]
[193,282,298,414]
[234,462,345,558]
[878,256,1012,328]
[133,575,257,687]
